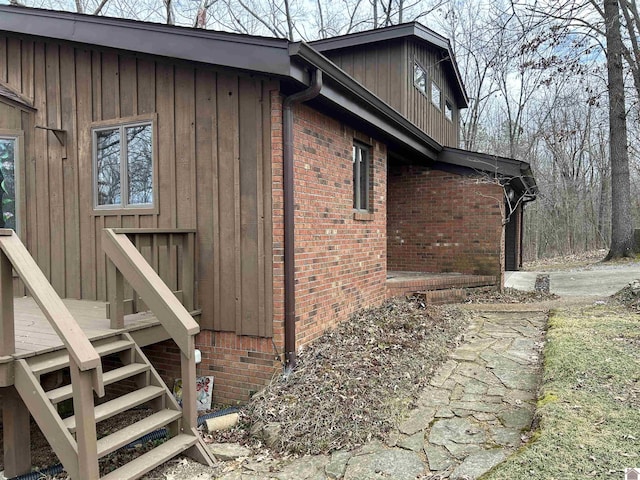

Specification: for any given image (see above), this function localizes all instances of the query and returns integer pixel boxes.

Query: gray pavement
[505,264,640,296]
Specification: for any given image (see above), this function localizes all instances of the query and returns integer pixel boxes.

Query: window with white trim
[352,143,370,211]
[414,62,427,95]
[93,120,154,209]
[431,81,441,109]
[445,100,453,121]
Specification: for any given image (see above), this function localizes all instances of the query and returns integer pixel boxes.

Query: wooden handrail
[0,229,103,376]
[101,228,199,357]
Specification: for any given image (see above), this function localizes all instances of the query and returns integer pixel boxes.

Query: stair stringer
[126,334,215,468]
[13,359,80,479]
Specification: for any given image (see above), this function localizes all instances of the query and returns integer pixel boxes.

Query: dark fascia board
[289,42,441,160]
[0,6,443,163]
[0,82,35,111]
[439,146,538,197]
[0,5,291,76]
[310,22,469,108]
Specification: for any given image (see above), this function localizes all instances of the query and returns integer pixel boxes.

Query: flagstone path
[200,307,548,480]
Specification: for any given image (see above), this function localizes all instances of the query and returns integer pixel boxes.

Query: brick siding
[288,101,388,349]
[387,164,505,279]
[160,93,391,405]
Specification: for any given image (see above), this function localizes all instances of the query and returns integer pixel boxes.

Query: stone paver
[342,449,425,480]
[189,309,547,480]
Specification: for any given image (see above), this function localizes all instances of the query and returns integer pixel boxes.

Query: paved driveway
[505,264,640,296]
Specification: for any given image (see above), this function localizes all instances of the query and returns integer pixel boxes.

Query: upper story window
[93,116,156,211]
[352,142,370,211]
[431,81,441,109]
[414,62,427,95]
[445,100,453,122]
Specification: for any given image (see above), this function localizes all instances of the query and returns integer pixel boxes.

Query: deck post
[107,259,124,329]
[69,359,99,479]
[179,337,197,432]
[2,387,31,477]
[182,232,195,311]
[0,249,14,356]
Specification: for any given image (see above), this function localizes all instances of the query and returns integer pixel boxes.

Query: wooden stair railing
[105,228,196,324]
[101,228,213,471]
[0,229,105,479]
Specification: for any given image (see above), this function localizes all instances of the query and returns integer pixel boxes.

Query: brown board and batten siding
[406,40,458,147]
[322,39,459,148]
[0,34,274,337]
[325,39,406,115]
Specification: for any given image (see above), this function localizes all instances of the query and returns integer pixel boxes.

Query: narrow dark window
[414,62,427,95]
[445,100,453,121]
[352,143,370,211]
[93,121,154,209]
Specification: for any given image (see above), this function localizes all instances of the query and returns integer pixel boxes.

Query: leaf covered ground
[240,298,469,456]
[464,287,558,304]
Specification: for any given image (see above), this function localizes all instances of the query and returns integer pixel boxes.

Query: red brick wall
[387,164,504,279]
[164,93,388,405]
[289,102,388,349]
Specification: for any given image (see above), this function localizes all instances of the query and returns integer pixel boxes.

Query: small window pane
[359,148,368,209]
[414,62,427,94]
[445,101,453,121]
[353,144,369,211]
[96,128,121,206]
[352,145,358,208]
[126,124,153,205]
[431,82,441,108]
[0,138,16,230]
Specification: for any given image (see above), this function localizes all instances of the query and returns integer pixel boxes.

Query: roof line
[0,5,292,76]
[310,21,468,108]
[290,41,442,157]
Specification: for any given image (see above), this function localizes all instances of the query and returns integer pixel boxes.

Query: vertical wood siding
[0,35,274,336]
[406,40,459,147]
[323,39,460,147]
[326,40,405,115]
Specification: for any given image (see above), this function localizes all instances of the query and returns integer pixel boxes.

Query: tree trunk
[604,0,635,259]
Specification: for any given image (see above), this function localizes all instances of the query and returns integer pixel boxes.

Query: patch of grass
[482,305,640,480]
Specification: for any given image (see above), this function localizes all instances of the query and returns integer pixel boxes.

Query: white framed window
[0,132,21,232]
[352,142,370,211]
[414,62,427,95]
[445,100,453,122]
[92,115,156,211]
[431,81,441,110]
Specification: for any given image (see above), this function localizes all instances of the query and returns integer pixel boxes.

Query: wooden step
[46,363,150,404]
[64,386,165,433]
[100,434,198,480]
[97,409,182,458]
[28,338,134,375]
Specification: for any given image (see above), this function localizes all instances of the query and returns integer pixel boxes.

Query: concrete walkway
[211,306,547,480]
[505,264,640,296]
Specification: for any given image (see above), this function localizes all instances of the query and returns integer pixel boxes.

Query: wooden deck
[1,289,196,390]
[6,296,165,362]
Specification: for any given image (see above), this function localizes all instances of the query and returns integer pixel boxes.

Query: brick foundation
[387,164,505,280]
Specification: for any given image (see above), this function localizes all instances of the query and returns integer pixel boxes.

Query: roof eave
[439,146,538,197]
[311,22,469,109]
[0,5,292,76]
[290,42,442,161]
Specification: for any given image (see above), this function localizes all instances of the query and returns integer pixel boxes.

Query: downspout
[283,69,323,373]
